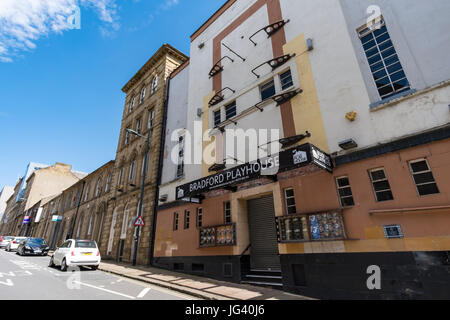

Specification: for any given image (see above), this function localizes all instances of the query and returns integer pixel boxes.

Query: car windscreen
[4,236,14,240]
[27,238,47,246]
[75,240,97,249]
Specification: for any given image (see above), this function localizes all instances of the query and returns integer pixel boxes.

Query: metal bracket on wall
[222,43,246,62]
[249,19,290,46]
[251,53,296,78]
[209,56,234,78]
[208,87,236,107]
[272,88,303,106]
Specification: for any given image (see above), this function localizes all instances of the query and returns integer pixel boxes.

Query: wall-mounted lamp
[339,139,358,150]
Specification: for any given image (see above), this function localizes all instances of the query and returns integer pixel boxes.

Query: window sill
[279,238,359,244]
[369,89,417,111]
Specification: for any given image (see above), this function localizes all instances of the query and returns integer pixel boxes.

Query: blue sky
[0,0,224,188]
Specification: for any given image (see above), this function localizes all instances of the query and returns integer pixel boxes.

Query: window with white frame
[280,69,294,90]
[136,118,142,134]
[284,188,297,214]
[358,18,410,100]
[121,206,130,239]
[118,168,124,187]
[184,210,190,229]
[95,178,102,197]
[129,97,135,113]
[87,214,94,236]
[125,128,130,146]
[336,177,355,207]
[213,109,221,127]
[140,86,146,104]
[260,79,276,101]
[151,76,158,94]
[105,174,112,193]
[369,168,394,202]
[409,159,439,196]
[148,109,155,130]
[129,159,136,182]
[384,225,403,239]
[225,101,236,120]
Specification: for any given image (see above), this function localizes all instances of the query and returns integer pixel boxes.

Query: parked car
[49,239,101,271]
[0,236,15,249]
[5,237,28,252]
[17,238,50,256]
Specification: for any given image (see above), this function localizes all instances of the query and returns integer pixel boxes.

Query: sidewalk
[98,261,314,300]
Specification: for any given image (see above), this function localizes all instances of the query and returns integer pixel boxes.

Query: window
[129,97,135,113]
[409,159,439,196]
[148,109,155,130]
[129,159,136,182]
[197,208,203,228]
[224,202,231,224]
[358,19,410,100]
[336,177,355,207]
[225,101,236,120]
[176,136,184,178]
[384,225,403,239]
[136,119,142,134]
[118,168,124,187]
[105,174,112,193]
[260,79,276,101]
[76,214,84,238]
[87,214,94,235]
[95,179,102,197]
[84,184,90,202]
[284,188,297,214]
[369,168,394,202]
[121,206,130,239]
[214,110,221,127]
[140,86,146,104]
[280,69,293,90]
[125,129,130,145]
[66,193,72,210]
[173,212,179,231]
[151,76,158,94]
[184,210,190,229]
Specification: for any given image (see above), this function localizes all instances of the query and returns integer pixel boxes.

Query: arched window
[129,159,136,182]
[151,76,158,94]
[84,183,90,202]
[140,86,146,103]
[76,213,84,238]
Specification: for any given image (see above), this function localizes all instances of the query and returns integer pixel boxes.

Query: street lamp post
[127,128,150,266]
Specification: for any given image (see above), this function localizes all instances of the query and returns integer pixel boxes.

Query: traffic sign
[134,216,145,227]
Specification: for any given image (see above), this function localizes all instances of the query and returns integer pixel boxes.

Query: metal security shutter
[248,196,281,270]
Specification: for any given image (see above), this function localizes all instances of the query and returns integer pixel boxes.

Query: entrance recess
[247,196,281,270]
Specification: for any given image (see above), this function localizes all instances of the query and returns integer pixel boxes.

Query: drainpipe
[149,72,172,266]
[67,181,86,239]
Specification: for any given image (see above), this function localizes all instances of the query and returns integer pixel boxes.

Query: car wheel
[61,259,68,272]
[91,265,99,271]
[48,257,55,268]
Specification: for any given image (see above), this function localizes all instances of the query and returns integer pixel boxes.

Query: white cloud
[0,0,120,62]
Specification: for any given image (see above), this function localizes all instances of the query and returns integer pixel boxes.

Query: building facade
[0,186,14,231]
[101,44,188,265]
[154,0,450,299]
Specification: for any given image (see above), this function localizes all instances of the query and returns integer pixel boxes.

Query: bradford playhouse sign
[176,143,333,200]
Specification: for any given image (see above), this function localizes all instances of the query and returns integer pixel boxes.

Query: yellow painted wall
[283,34,330,153]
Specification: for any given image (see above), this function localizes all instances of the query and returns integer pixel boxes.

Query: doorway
[247,195,281,271]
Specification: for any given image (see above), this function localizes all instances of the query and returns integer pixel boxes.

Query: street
[0,249,197,300]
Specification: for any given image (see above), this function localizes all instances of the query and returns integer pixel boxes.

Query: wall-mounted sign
[52,215,63,222]
[23,216,31,224]
[176,143,333,200]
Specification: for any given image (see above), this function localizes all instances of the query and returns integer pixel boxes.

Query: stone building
[101,44,188,265]
[0,179,22,235]
[32,161,115,250]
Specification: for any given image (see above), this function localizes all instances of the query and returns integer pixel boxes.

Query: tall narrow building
[103,44,188,265]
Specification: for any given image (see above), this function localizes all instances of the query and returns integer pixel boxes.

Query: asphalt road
[0,249,197,300]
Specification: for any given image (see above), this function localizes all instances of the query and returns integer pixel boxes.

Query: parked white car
[0,236,15,249]
[5,237,28,252]
[49,239,101,271]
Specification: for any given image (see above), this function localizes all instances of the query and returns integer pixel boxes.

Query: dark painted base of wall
[151,251,450,299]
[281,251,450,300]
[152,255,248,284]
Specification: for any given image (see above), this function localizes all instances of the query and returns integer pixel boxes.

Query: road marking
[137,287,151,298]
[73,281,135,299]
[0,279,14,286]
